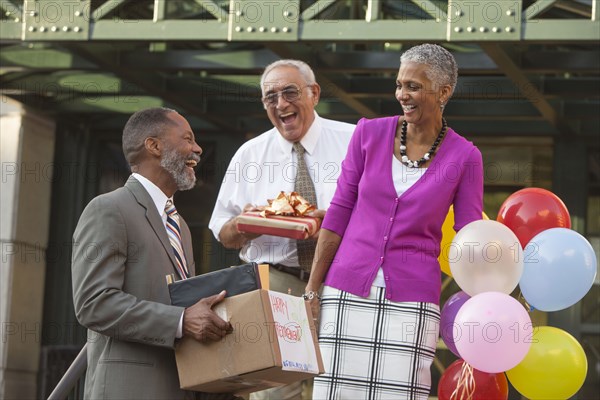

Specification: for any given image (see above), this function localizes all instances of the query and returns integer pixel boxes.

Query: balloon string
[517,290,533,313]
[450,362,475,400]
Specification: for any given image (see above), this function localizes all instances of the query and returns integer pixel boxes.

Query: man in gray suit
[72,107,236,399]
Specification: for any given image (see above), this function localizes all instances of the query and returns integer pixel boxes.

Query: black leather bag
[168,262,261,307]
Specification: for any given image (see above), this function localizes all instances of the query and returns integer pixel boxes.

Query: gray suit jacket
[72,176,195,399]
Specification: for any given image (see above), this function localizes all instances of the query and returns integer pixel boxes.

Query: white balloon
[449,220,524,296]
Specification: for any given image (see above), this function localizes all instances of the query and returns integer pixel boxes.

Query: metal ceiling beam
[301,0,339,22]
[555,0,593,17]
[521,50,600,73]
[0,71,141,98]
[0,20,597,42]
[300,20,447,41]
[92,0,129,21]
[92,20,229,41]
[4,47,599,74]
[410,0,447,19]
[0,45,97,70]
[153,0,166,22]
[0,70,42,91]
[312,74,379,119]
[0,21,20,40]
[341,76,600,100]
[446,120,560,136]
[365,0,381,22]
[68,44,245,135]
[18,46,600,74]
[523,20,600,41]
[2,3,599,42]
[119,48,277,71]
[480,44,576,135]
[192,0,228,21]
[524,0,560,19]
[5,72,598,103]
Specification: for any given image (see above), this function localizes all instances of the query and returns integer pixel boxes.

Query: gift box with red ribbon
[236,211,320,240]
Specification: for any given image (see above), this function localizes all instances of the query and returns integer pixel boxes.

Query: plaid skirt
[313,286,440,400]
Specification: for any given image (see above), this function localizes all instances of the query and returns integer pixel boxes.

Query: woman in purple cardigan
[305,44,484,399]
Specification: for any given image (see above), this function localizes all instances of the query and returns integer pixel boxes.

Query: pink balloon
[454,292,532,373]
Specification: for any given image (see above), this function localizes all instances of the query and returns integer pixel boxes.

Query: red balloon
[497,188,570,248]
[438,359,508,400]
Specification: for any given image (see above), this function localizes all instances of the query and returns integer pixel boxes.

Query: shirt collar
[131,173,171,216]
[276,111,322,156]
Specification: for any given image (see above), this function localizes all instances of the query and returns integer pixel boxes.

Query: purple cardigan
[322,116,483,304]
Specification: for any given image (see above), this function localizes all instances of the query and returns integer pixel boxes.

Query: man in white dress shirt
[208,60,355,400]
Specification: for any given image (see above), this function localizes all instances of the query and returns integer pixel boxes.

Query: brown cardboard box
[175,290,324,394]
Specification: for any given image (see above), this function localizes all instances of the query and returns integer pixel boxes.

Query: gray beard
[160,146,198,191]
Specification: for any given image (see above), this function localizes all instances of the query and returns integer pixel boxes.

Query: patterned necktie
[293,142,317,273]
[165,200,189,280]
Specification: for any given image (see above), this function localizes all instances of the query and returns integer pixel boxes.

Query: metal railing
[45,344,87,400]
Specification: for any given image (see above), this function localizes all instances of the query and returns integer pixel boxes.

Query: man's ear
[310,83,321,105]
[144,137,161,158]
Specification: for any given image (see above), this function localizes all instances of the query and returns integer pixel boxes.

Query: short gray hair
[122,107,177,165]
[259,59,316,95]
[400,44,458,96]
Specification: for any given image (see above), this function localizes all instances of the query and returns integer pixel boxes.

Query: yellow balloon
[506,326,587,400]
[439,206,488,277]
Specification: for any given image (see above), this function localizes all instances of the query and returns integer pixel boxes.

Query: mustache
[187,153,201,163]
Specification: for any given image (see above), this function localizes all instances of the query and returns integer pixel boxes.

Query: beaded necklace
[399,118,447,168]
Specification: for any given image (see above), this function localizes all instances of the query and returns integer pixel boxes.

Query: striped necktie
[165,200,189,280]
[293,142,317,273]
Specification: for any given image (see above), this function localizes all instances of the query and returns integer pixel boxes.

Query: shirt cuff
[176,310,184,338]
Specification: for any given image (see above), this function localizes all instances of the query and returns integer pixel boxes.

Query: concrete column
[0,99,56,399]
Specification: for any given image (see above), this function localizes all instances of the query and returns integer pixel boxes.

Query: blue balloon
[520,228,597,312]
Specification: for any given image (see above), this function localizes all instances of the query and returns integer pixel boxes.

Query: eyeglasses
[261,86,310,108]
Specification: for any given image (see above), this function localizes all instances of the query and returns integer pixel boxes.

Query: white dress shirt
[131,173,184,337]
[132,173,170,225]
[209,112,355,267]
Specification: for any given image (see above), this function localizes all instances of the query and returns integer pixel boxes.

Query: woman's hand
[304,288,321,326]
[303,229,343,328]
[307,209,326,240]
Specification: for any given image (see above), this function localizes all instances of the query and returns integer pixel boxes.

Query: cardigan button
[383,236,388,241]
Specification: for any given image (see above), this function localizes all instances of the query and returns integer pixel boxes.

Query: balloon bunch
[498,188,594,399]
[498,188,596,312]
[438,188,596,400]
